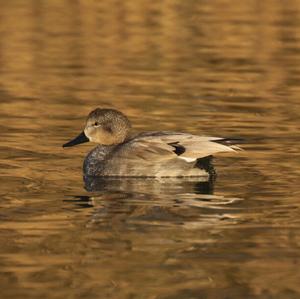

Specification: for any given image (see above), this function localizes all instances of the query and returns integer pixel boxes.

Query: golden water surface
[0,1,300,298]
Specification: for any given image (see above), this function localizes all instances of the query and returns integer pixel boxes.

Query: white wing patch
[178,156,197,162]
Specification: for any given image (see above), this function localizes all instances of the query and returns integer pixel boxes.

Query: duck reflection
[67,176,242,229]
[84,175,215,194]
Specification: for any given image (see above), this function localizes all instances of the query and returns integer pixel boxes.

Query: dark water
[0,1,300,298]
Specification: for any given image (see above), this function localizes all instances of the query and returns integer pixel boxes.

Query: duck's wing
[115,132,242,162]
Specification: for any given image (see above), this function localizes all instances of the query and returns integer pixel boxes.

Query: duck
[63,108,242,177]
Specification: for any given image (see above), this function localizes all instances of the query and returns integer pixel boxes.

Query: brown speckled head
[84,108,131,145]
[63,108,131,148]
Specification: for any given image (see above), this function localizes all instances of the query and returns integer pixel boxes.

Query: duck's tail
[213,137,245,151]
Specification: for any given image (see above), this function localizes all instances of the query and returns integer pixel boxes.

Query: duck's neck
[94,144,117,158]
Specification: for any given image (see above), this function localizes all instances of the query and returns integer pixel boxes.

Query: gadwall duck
[63,108,242,177]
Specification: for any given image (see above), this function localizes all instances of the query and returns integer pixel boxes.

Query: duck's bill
[63,131,89,147]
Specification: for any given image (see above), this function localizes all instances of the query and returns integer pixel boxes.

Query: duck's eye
[94,122,99,126]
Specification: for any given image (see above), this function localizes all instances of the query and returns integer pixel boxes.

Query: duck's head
[63,108,131,147]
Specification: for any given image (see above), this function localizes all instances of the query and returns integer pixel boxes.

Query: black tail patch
[195,155,216,177]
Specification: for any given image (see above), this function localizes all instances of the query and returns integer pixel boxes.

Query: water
[0,1,300,298]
